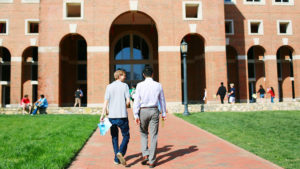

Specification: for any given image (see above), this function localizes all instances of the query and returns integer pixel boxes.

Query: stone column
[264,55,279,101]
[237,55,248,103]
[10,56,22,107]
[293,55,300,101]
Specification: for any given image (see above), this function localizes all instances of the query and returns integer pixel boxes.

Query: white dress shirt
[133,78,166,119]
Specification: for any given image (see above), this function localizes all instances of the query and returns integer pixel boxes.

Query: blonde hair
[230,83,234,87]
[114,70,126,80]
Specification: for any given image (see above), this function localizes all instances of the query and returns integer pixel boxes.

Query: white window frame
[225,19,234,35]
[0,19,9,35]
[244,0,266,5]
[224,0,236,5]
[273,0,294,5]
[21,0,39,3]
[0,0,13,3]
[182,1,203,21]
[25,19,39,35]
[63,0,84,20]
[277,20,293,35]
[248,20,264,35]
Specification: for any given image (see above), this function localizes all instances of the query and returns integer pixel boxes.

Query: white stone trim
[243,0,265,5]
[30,38,37,46]
[63,0,84,20]
[189,24,197,33]
[158,46,180,52]
[0,19,9,35]
[253,38,259,45]
[0,81,10,85]
[226,38,230,45]
[224,0,236,5]
[248,20,264,35]
[272,0,294,6]
[21,0,39,3]
[38,46,59,53]
[0,38,2,46]
[205,46,226,52]
[264,55,276,60]
[31,81,38,85]
[11,57,22,62]
[277,20,293,35]
[293,55,300,60]
[87,103,103,107]
[69,24,77,33]
[0,0,13,3]
[25,19,39,35]
[129,0,138,11]
[238,55,247,60]
[87,46,109,52]
[225,19,234,35]
[290,77,294,81]
[282,38,288,45]
[182,1,203,21]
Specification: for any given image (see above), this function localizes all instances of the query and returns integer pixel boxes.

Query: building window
[64,0,84,20]
[225,20,234,35]
[273,0,294,5]
[25,19,39,35]
[244,0,265,5]
[21,0,39,3]
[248,20,264,35]
[277,20,292,35]
[224,0,236,4]
[0,0,13,3]
[0,19,8,35]
[182,1,202,20]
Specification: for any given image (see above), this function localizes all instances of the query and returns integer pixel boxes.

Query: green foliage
[0,115,99,169]
[176,111,300,169]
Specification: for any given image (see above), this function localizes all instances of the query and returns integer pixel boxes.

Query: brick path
[69,111,282,169]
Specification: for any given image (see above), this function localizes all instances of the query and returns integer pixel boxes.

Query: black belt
[140,106,158,109]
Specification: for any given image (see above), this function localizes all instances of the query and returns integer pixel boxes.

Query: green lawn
[176,111,300,169]
[0,114,99,169]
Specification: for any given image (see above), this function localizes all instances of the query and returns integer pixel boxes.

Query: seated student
[32,95,48,115]
[21,95,32,115]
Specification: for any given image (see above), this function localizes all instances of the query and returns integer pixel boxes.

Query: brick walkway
[69,111,282,169]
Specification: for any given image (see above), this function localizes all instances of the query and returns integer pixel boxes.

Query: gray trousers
[139,108,159,164]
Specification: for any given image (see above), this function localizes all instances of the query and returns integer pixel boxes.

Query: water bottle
[99,122,106,136]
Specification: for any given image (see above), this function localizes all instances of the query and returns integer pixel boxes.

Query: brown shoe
[141,155,149,165]
[117,152,127,166]
[149,163,156,168]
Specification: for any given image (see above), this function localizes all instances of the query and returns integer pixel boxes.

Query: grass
[176,111,300,169]
[0,114,99,169]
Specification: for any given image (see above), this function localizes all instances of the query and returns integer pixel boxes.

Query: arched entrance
[59,34,87,106]
[247,46,265,102]
[226,45,239,102]
[276,46,295,102]
[0,47,11,107]
[181,34,205,103]
[109,11,158,87]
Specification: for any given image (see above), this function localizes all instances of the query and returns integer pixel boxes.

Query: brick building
[0,0,299,107]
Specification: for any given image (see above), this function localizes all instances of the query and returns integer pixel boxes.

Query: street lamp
[181,40,190,116]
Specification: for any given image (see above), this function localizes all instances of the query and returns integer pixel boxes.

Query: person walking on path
[133,67,167,168]
[228,83,236,104]
[74,88,83,107]
[267,87,275,103]
[100,70,130,166]
[257,85,266,103]
[21,94,32,115]
[216,82,227,104]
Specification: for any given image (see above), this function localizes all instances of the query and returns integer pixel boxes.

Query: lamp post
[181,40,190,116]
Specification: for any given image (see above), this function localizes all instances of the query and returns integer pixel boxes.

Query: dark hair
[260,85,263,88]
[221,82,224,86]
[40,94,45,98]
[24,94,28,97]
[143,66,153,77]
[271,87,275,94]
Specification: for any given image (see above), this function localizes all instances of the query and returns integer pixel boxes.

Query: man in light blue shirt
[32,94,48,115]
[100,70,130,166]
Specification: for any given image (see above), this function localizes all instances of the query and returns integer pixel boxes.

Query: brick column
[158,48,181,103]
[87,47,109,106]
[10,56,22,107]
[264,55,279,101]
[237,55,248,103]
[293,55,300,101]
[38,47,59,106]
[205,47,228,103]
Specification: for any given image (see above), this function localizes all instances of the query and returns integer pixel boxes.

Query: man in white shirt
[133,67,167,168]
[100,70,130,166]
